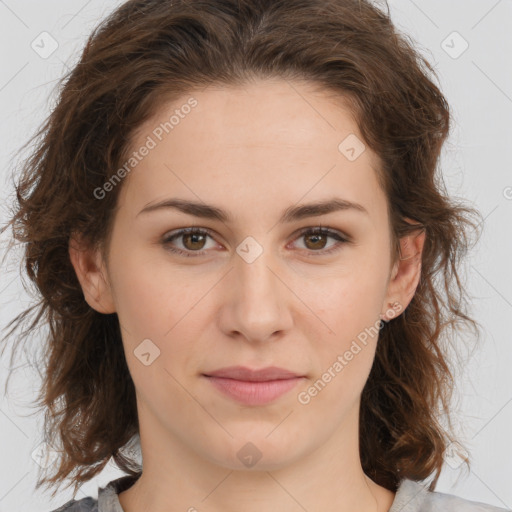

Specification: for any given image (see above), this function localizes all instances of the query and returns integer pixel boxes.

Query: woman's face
[72,78,423,471]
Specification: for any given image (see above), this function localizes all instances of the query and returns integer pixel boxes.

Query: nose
[216,245,294,344]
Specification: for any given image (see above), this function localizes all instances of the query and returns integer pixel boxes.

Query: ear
[68,233,116,314]
[380,220,426,322]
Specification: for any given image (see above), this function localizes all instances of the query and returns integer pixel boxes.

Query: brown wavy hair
[1,0,483,499]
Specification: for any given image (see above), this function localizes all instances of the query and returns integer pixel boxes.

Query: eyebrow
[137,197,368,223]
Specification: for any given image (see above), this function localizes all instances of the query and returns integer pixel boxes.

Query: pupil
[307,233,325,249]
[185,233,205,250]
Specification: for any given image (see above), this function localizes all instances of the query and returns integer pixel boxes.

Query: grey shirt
[50,474,511,512]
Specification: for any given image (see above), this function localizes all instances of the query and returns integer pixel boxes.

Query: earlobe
[68,234,116,314]
[380,225,426,322]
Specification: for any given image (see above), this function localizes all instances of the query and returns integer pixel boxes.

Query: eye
[161,226,351,258]
[162,227,217,257]
[290,226,350,255]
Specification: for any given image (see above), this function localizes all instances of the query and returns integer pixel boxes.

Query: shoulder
[391,479,511,512]
[48,496,97,511]
[48,473,140,512]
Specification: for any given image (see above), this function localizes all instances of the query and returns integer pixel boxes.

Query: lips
[202,366,306,405]
[203,365,303,381]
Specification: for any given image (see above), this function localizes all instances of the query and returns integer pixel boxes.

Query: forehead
[117,79,386,225]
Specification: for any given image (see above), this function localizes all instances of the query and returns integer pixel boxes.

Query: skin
[70,78,425,512]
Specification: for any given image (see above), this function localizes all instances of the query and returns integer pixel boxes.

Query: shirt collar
[98,473,427,512]
[98,473,142,512]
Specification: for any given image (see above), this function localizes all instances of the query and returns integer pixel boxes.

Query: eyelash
[161,226,351,258]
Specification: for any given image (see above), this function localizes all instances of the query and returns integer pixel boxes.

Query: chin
[200,434,309,472]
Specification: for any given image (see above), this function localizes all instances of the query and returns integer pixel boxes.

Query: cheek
[108,245,191,335]
[299,263,386,388]
[108,249,209,370]
[111,265,168,337]
[300,283,381,414]
[305,265,386,338]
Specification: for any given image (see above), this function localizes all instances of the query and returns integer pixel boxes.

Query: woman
[2,0,509,511]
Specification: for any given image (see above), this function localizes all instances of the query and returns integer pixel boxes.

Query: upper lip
[203,366,303,382]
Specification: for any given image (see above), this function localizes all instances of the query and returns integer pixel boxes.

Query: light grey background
[0,0,511,510]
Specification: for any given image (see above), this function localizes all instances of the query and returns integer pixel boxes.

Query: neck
[118,402,395,512]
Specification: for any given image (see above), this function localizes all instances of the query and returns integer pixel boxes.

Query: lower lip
[204,376,303,405]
